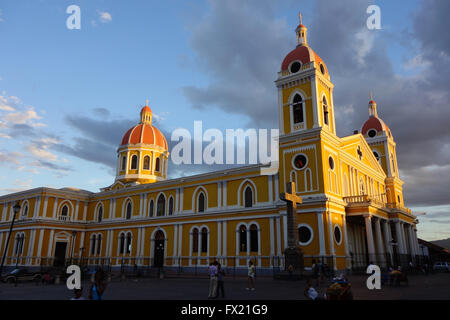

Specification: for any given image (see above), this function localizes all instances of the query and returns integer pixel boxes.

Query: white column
[317,211,326,256]
[180,187,184,213]
[283,214,288,250]
[52,198,58,219]
[395,221,405,254]
[223,181,227,208]
[374,217,385,266]
[327,211,336,269]
[178,225,182,257]
[82,202,88,221]
[382,220,393,265]
[47,229,55,257]
[109,199,113,220]
[33,196,41,218]
[268,175,273,203]
[364,215,376,263]
[217,221,222,258]
[74,201,79,221]
[222,221,227,265]
[36,229,44,264]
[342,214,350,269]
[269,217,275,260]
[407,224,416,257]
[41,197,48,219]
[173,225,178,265]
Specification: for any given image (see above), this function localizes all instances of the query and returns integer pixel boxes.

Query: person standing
[247,261,255,291]
[89,270,107,300]
[215,263,225,298]
[208,261,218,299]
[311,259,320,287]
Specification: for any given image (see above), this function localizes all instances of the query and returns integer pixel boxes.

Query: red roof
[281,45,328,74]
[121,123,168,149]
[361,116,391,135]
[141,106,152,113]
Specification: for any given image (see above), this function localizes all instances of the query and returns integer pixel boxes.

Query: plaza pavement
[0,273,449,300]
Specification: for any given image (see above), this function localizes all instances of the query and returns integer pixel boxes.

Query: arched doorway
[153,230,165,267]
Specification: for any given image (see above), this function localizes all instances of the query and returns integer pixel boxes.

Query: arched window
[15,234,24,255]
[61,205,68,217]
[292,94,303,124]
[149,199,154,217]
[250,224,258,252]
[130,155,138,170]
[155,157,161,172]
[119,234,125,254]
[168,197,174,215]
[125,201,132,219]
[244,186,253,208]
[198,192,205,212]
[121,156,126,171]
[90,235,96,255]
[157,194,165,216]
[22,203,29,217]
[97,234,102,255]
[192,228,199,252]
[126,233,132,254]
[143,156,150,170]
[323,97,329,126]
[97,206,103,223]
[239,225,247,252]
[201,228,208,253]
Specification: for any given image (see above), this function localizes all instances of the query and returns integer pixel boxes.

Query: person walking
[208,261,218,299]
[247,261,255,291]
[89,270,107,300]
[215,263,225,298]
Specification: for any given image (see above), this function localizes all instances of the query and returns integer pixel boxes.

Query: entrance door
[54,242,67,267]
[153,231,165,267]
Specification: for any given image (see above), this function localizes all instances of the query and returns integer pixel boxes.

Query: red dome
[121,123,168,149]
[281,45,328,74]
[141,106,152,113]
[361,117,391,135]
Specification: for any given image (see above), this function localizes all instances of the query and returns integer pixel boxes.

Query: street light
[0,202,21,279]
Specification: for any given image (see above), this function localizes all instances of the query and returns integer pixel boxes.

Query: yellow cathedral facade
[0,20,422,273]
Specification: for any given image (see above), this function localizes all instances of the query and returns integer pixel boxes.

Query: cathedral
[0,19,422,273]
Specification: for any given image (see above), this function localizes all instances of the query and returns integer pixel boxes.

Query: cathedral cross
[280,182,303,248]
[357,146,363,160]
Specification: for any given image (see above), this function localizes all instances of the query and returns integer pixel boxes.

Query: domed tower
[276,14,335,136]
[361,98,405,206]
[115,102,169,186]
[276,14,336,195]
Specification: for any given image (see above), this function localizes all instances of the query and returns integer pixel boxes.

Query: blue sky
[1,0,449,241]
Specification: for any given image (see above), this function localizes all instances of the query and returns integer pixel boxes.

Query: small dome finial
[368,91,378,117]
[296,13,307,46]
[146,99,149,106]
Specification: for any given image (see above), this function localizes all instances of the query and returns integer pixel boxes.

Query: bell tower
[276,15,336,196]
[276,18,336,137]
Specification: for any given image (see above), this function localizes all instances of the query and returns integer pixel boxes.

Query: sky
[0,0,449,241]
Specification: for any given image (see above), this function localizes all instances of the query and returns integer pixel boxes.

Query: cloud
[182,0,450,211]
[98,11,112,23]
[182,0,292,126]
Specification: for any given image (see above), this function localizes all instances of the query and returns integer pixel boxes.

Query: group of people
[207,260,256,299]
[70,270,107,300]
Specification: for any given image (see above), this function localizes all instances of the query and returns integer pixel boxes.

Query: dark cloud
[181,0,450,208]
[182,0,292,127]
[29,160,70,172]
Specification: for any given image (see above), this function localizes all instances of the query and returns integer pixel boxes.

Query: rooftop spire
[140,99,152,125]
[368,92,378,117]
[296,12,307,46]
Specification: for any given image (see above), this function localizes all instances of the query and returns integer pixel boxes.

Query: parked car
[2,268,42,284]
[432,262,450,272]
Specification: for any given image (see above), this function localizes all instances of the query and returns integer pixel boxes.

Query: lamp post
[0,202,21,279]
